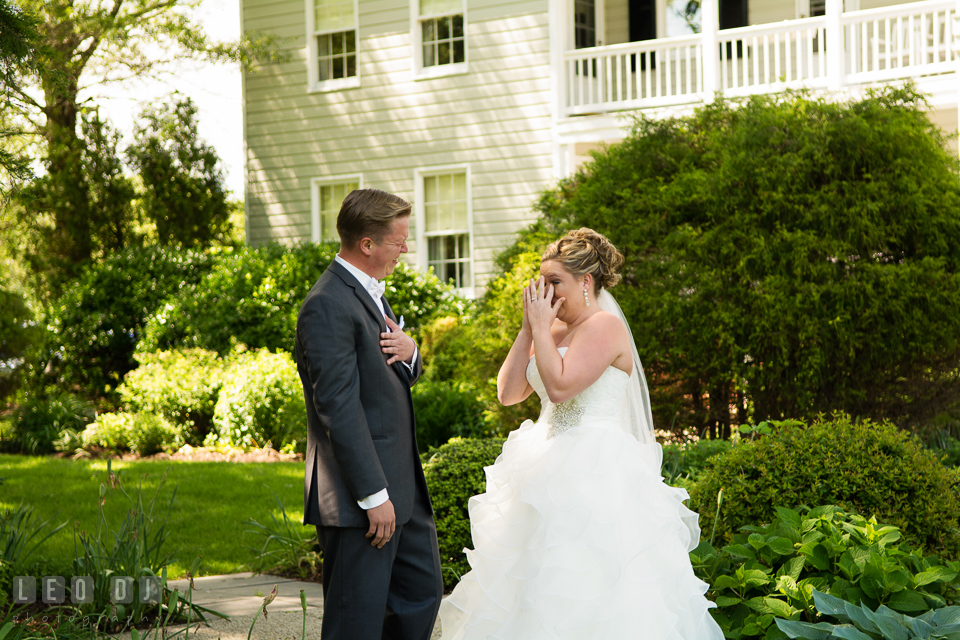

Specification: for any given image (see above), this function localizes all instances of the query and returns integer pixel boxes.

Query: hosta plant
[776,588,960,640]
[691,505,960,640]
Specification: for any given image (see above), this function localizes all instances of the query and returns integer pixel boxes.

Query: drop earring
[583,288,590,307]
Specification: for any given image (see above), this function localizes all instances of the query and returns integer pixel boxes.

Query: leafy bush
[139,244,466,356]
[529,87,960,434]
[690,415,960,558]
[422,436,506,590]
[0,277,39,401]
[411,380,491,452]
[661,437,732,488]
[12,392,95,454]
[82,412,133,452]
[692,505,960,640]
[35,245,216,399]
[127,412,179,456]
[119,349,227,445]
[210,349,305,451]
[778,588,960,640]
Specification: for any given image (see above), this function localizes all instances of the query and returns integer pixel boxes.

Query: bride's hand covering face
[524,276,565,335]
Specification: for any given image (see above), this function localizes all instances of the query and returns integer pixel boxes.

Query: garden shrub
[12,392,95,454]
[127,412,179,456]
[35,245,215,400]
[690,415,960,558]
[529,86,960,434]
[691,505,960,640]
[82,412,133,452]
[411,380,491,452]
[422,436,506,590]
[210,349,305,451]
[119,348,227,445]
[139,244,466,356]
[661,437,732,488]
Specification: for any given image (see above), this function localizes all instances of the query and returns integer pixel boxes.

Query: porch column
[549,0,570,178]
[826,0,843,91]
[701,0,720,101]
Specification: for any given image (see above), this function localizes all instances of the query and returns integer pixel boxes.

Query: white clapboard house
[241,0,960,295]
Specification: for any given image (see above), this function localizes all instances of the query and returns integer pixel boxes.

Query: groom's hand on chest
[380,317,416,365]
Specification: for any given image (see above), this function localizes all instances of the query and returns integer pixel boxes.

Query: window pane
[423,44,435,67]
[419,0,460,16]
[453,39,464,63]
[346,53,356,77]
[317,34,331,56]
[428,237,441,262]
[345,30,356,52]
[424,176,437,204]
[438,16,451,40]
[453,14,463,37]
[438,174,452,203]
[320,185,332,212]
[332,32,343,54]
[458,262,471,288]
[332,56,344,78]
[458,233,470,256]
[422,19,436,43]
[438,41,450,65]
[322,212,337,240]
[453,172,466,199]
[454,201,467,228]
[316,0,355,31]
[425,204,438,231]
[346,182,358,193]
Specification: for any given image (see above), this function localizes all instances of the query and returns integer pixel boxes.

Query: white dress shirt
[335,254,417,510]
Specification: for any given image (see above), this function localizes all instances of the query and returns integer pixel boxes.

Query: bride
[438,229,724,640]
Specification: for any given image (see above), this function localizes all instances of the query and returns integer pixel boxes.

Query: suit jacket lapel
[329,260,386,334]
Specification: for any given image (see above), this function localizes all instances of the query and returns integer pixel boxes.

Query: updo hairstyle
[541,228,624,292]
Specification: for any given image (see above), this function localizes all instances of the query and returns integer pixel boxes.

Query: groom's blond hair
[337,188,411,248]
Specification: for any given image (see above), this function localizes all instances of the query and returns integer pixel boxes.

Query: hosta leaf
[812,589,851,618]
[886,590,928,613]
[844,602,880,634]
[774,619,835,640]
[831,625,878,640]
[906,618,934,638]
[863,606,908,640]
[934,609,960,627]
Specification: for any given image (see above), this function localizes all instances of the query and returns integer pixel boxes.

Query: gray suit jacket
[295,260,426,528]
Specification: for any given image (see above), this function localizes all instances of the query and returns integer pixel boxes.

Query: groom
[295,188,443,640]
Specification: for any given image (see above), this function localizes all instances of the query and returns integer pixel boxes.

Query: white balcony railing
[562,0,959,117]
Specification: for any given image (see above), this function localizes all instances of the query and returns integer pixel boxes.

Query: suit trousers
[315,488,443,640]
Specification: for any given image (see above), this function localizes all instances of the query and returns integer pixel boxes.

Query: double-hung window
[311,176,361,242]
[415,167,473,294]
[412,0,467,79]
[308,0,359,92]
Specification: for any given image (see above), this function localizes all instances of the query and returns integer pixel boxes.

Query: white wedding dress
[439,347,725,640]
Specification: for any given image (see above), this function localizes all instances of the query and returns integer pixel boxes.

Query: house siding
[243,0,553,289]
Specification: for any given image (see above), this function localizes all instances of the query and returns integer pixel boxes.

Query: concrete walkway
[124,573,442,640]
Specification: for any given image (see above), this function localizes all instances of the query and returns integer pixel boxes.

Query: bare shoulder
[584,310,629,337]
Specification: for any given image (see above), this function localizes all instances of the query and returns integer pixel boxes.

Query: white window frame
[306,0,361,93]
[410,0,469,81]
[414,164,475,298]
[311,174,364,242]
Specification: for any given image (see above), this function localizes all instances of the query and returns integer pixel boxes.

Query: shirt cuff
[402,344,419,372]
[357,488,389,510]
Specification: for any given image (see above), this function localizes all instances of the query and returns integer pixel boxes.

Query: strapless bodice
[525,347,630,438]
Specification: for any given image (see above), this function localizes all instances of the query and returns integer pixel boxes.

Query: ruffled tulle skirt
[439,417,725,640]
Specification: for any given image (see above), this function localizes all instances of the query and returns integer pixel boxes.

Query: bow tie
[367,280,385,299]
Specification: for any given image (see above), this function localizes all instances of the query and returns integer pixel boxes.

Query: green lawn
[0,454,307,578]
